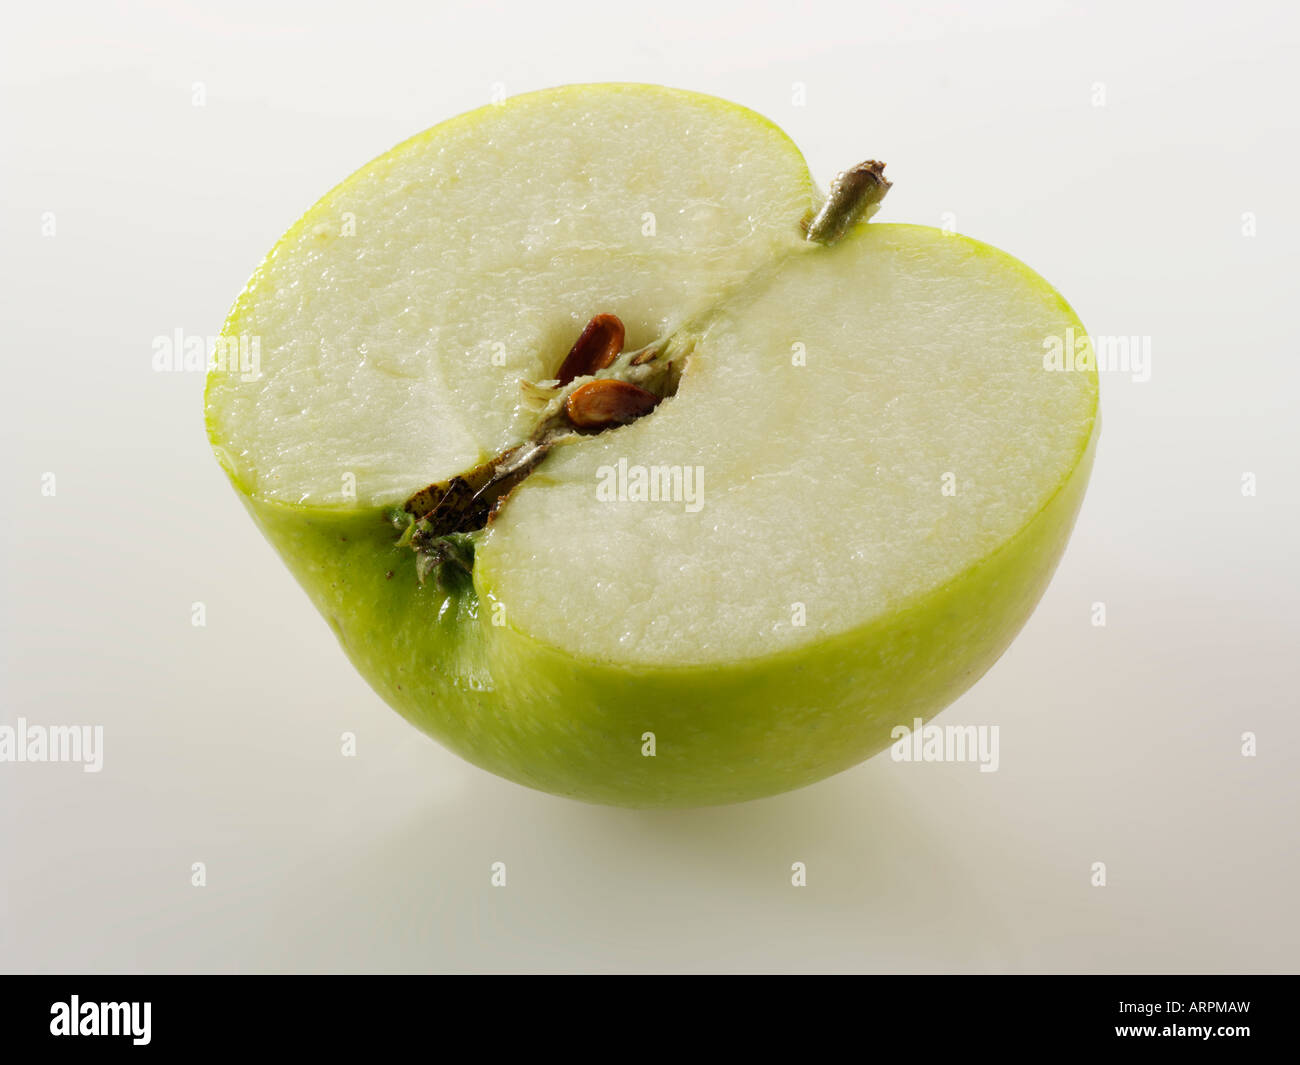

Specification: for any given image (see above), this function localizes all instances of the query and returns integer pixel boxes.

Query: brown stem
[804,160,891,245]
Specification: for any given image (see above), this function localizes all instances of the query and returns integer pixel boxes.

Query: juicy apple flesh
[206,85,1098,807]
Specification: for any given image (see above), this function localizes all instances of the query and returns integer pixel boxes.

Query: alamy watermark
[596,458,704,513]
[152,329,261,380]
[0,718,103,772]
[50,997,150,1045]
[890,717,999,773]
[1043,327,1151,383]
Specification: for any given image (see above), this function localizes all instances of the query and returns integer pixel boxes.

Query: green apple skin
[233,336,1097,808]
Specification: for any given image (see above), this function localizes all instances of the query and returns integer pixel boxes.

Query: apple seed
[564,378,661,429]
[555,313,625,385]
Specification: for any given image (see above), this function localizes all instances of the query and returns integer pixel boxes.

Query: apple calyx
[395,159,891,586]
[391,437,551,586]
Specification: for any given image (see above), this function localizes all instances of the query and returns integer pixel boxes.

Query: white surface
[1,0,1297,973]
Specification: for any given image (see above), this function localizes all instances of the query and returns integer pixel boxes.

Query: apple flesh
[207,84,1098,807]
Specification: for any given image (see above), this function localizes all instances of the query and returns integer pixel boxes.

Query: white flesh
[208,86,811,505]
[480,225,1096,663]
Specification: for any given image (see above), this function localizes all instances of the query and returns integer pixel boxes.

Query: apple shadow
[252,756,1022,972]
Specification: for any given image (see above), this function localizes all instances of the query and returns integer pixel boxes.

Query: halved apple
[206,84,1098,807]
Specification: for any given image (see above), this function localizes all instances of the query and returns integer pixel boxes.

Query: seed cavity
[397,313,667,583]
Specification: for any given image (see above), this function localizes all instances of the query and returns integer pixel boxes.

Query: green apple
[206,84,1098,807]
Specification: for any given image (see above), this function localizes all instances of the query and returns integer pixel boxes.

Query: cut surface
[477,224,1098,665]
[207,84,811,506]
[208,85,1097,672]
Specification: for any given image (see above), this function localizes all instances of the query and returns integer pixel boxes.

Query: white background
[1,0,1297,972]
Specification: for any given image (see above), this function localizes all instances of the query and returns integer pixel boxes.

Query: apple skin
[233,321,1097,807]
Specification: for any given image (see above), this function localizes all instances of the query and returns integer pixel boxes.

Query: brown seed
[565,379,660,429]
[555,314,625,385]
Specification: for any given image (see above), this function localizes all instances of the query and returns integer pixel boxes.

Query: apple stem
[804,161,891,245]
